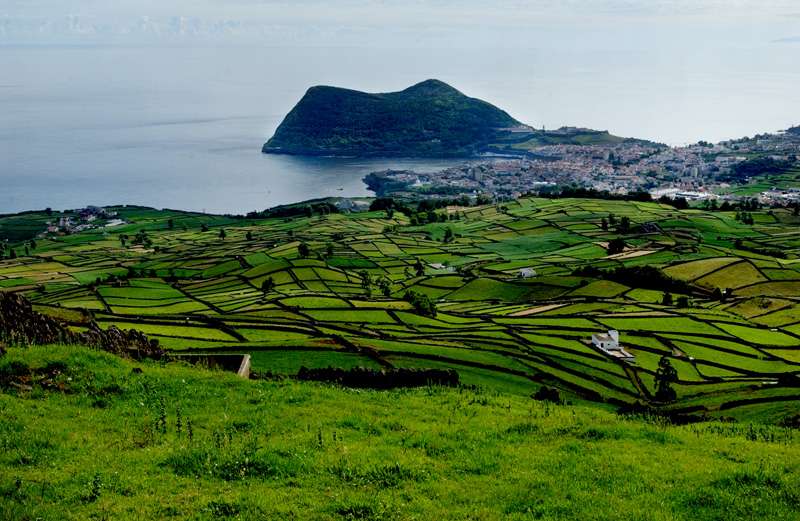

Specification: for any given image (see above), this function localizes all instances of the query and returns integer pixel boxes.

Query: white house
[429,263,456,273]
[592,330,635,362]
[518,268,537,279]
[592,330,620,351]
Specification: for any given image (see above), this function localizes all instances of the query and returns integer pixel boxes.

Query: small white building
[518,268,537,279]
[592,330,620,350]
[592,330,635,362]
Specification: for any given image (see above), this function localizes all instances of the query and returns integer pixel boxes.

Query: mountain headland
[263,79,650,158]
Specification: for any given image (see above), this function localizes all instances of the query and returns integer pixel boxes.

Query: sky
[2,1,800,48]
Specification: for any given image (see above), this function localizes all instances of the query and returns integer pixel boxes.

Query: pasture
[2,198,799,423]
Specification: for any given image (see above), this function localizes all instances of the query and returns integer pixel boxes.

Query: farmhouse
[591,330,635,362]
[518,268,537,279]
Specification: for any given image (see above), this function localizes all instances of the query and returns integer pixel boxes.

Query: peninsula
[263,79,650,158]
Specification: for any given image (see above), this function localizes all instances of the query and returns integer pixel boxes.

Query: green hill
[263,79,526,157]
[1,344,798,520]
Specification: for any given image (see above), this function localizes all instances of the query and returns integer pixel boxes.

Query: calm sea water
[2,43,799,214]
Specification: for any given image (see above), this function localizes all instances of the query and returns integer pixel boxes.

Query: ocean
[2,41,799,214]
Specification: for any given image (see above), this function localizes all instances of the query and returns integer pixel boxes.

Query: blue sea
[2,40,799,214]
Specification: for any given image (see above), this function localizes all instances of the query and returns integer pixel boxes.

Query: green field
[1,198,799,424]
[0,345,797,520]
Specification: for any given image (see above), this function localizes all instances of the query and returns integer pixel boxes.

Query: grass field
[1,345,798,520]
[1,197,799,424]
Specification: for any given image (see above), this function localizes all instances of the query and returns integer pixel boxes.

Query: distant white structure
[518,268,537,279]
[592,330,635,362]
[593,330,619,350]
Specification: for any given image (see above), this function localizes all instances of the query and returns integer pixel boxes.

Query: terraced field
[2,199,799,423]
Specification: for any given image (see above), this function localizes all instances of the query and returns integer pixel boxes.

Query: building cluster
[44,207,122,236]
[366,128,800,203]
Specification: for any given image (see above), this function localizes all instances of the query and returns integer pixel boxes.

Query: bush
[532,386,562,404]
[403,291,437,317]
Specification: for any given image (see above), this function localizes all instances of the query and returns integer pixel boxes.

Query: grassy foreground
[1,346,798,520]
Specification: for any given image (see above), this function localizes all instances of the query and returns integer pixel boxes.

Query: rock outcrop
[0,293,163,360]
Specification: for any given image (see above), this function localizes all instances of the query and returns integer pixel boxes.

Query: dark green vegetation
[488,126,662,153]
[1,345,798,520]
[722,163,800,196]
[1,198,800,424]
[719,156,798,184]
[262,79,657,158]
[263,79,522,157]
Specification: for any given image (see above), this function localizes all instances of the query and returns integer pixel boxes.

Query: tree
[659,195,688,209]
[167,219,174,230]
[414,258,425,277]
[676,296,689,308]
[600,217,608,231]
[608,213,617,226]
[9,248,17,259]
[377,277,391,297]
[326,243,334,258]
[261,277,275,294]
[298,242,310,258]
[133,230,148,245]
[404,290,437,317]
[607,237,625,255]
[360,270,372,298]
[219,229,226,240]
[201,223,209,232]
[369,198,395,212]
[661,292,673,306]
[29,240,37,250]
[443,227,454,243]
[654,356,678,402]
[618,216,631,234]
[476,194,492,206]
[246,231,253,241]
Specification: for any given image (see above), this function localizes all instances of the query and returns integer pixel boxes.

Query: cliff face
[263,79,525,158]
